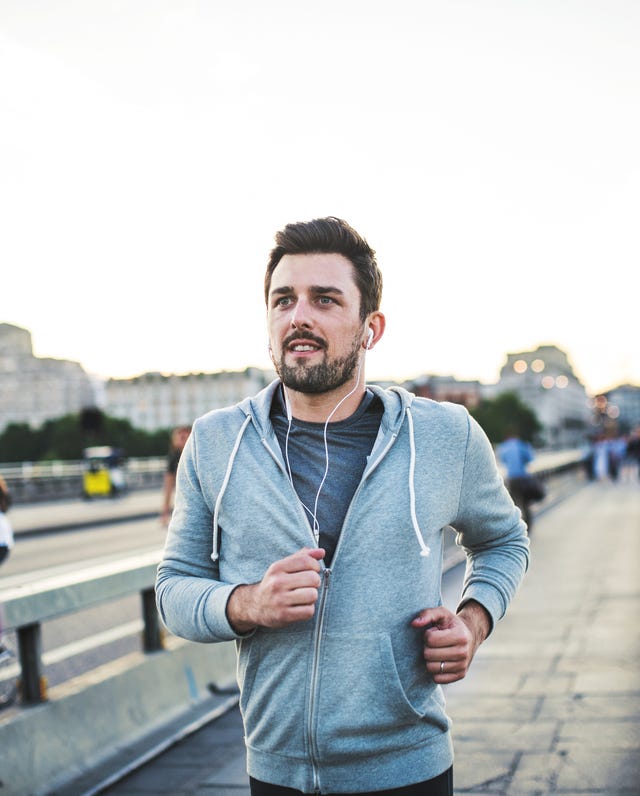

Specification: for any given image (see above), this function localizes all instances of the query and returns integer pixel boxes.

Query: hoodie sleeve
[155,422,251,643]
[453,414,530,630]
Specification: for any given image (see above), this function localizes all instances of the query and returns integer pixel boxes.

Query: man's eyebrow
[270,285,293,297]
[269,285,345,297]
[310,285,344,296]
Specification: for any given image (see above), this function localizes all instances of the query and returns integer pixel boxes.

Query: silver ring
[439,661,445,674]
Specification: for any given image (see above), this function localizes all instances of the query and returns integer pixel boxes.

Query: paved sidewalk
[88,480,639,796]
[10,489,161,535]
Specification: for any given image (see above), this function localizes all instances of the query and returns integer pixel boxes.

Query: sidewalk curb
[13,511,160,537]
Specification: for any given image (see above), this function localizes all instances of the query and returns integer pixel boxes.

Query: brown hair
[264,217,383,321]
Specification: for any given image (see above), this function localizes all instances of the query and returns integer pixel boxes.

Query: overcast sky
[2,1,638,396]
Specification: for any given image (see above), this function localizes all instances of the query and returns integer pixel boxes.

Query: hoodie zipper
[303,431,400,789]
[308,567,331,793]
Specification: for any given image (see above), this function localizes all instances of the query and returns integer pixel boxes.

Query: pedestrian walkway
[10,489,160,535]
[83,480,640,796]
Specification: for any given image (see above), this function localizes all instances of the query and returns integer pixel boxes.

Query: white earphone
[366,328,374,349]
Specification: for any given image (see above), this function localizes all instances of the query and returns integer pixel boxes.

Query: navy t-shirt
[271,386,383,565]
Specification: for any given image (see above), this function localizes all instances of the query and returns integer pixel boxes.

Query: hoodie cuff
[205,583,257,641]
[456,584,506,636]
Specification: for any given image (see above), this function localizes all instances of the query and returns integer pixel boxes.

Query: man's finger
[410,605,455,629]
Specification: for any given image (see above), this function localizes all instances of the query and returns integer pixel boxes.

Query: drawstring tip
[420,547,431,558]
[210,552,219,563]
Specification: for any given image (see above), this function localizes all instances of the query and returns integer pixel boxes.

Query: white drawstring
[406,407,431,557]
[283,349,366,546]
[211,414,252,562]
[213,396,430,561]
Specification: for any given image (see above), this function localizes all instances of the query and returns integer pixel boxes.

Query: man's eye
[276,296,293,307]
[318,296,335,305]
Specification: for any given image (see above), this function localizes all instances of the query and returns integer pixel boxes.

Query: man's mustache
[282,333,327,350]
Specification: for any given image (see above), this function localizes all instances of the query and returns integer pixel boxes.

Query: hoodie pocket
[238,627,312,758]
[313,631,449,762]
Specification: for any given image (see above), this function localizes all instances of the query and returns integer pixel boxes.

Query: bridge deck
[63,478,640,795]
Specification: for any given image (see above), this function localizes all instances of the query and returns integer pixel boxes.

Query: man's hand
[411,600,491,683]
[226,547,325,634]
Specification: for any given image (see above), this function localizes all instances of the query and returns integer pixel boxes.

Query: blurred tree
[0,414,172,462]
[470,391,542,445]
[41,414,86,460]
[0,423,42,462]
[79,407,105,434]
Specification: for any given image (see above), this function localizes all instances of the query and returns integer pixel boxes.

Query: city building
[495,344,591,448]
[598,384,640,433]
[404,375,483,409]
[103,367,274,431]
[0,323,95,433]
[4,320,637,450]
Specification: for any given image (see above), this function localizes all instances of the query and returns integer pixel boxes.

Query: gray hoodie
[156,380,529,793]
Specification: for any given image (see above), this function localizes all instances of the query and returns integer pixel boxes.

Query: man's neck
[283,380,368,423]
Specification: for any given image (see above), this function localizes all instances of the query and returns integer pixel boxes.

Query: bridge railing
[2,448,588,505]
[0,457,166,503]
[0,550,163,705]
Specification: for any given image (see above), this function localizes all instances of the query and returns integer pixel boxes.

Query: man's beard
[275,336,361,395]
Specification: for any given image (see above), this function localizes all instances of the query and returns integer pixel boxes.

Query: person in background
[607,434,627,482]
[0,476,14,653]
[497,428,536,528]
[160,425,192,526]
[592,433,611,482]
[624,428,640,481]
[156,217,529,796]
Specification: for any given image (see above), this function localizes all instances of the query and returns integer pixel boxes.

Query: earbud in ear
[366,329,374,349]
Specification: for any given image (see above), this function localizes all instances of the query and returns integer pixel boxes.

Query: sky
[1,1,638,397]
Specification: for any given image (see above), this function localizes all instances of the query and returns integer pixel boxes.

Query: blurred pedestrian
[497,427,538,528]
[624,428,640,481]
[0,476,13,567]
[161,425,191,525]
[593,434,611,481]
[607,434,627,482]
[0,476,14,652]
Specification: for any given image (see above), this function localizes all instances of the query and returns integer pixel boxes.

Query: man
[156,217,529,796]
[497,428,538,528]
[160,425,192,526]
[0,475,14,655]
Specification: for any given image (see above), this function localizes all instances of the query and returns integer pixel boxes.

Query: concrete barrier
[0,636,237,796]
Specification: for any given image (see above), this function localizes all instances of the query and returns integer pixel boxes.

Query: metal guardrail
[0,550,163,705]
[0,457,167,504]
[0,457,167,478]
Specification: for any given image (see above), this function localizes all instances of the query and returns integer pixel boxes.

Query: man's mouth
[284,335,325,354]
[290,343,321,352]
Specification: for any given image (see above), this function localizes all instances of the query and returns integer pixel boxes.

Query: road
[2,515,166,580]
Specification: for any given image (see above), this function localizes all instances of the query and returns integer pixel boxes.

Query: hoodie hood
[212,380,430,561]
[239,379,414,440]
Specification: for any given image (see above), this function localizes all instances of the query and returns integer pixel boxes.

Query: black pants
[250,767,453,796]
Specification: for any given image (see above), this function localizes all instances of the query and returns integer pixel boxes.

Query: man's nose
[290,298,312,329]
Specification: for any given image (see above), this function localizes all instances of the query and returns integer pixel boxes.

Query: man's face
[173,429,190,449]
[267,252,365,395]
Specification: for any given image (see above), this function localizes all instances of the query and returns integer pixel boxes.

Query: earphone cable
[283,338,368,545]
